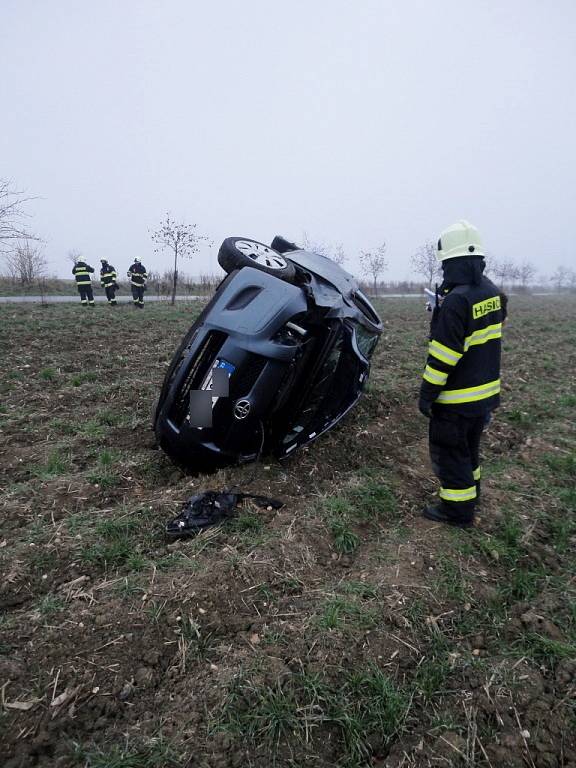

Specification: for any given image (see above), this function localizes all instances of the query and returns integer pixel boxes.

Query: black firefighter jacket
[420,258,504,417]
[100,263,117,287]
[128,263,148,287]
[72,262,94,285]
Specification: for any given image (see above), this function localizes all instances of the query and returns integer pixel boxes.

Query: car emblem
[233,400,251,420]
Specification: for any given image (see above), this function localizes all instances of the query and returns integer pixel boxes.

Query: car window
[282,333,344,444]
[354,324,379,360]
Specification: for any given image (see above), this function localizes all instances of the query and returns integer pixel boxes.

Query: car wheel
[218,237,296,281]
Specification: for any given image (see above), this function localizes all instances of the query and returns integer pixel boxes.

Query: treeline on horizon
[1,178,575,297]
[0,267,574,298]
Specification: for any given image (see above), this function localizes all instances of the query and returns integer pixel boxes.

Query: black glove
[418,398,433,418]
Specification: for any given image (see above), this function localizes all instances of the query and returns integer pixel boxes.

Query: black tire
[218,237,296,282]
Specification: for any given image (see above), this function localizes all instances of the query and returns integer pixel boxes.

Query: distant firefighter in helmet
[72,258,95,307]
[127,258,148,308]
[100,259,118,306]
[418,220,505,528]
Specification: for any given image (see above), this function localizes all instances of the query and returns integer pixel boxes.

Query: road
[0,294,205,304]
[0,293,426,304]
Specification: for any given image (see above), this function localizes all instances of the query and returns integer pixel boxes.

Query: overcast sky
[1,0,575,281]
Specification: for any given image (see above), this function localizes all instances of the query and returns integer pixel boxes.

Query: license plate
[201,359,235,406]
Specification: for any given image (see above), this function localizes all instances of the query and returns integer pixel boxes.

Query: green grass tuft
[219,665,409,763]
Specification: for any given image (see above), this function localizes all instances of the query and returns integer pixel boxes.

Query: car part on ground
[165,491,284,537]
[153,235,383,471]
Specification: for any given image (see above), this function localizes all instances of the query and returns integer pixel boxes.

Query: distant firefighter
[72,259,95,307]
[100,259,118,306]
[127,258,148,308]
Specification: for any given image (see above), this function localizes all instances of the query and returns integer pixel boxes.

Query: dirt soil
[0,296,575,768]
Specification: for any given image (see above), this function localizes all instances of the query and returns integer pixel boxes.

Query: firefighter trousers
[104,285,117,305]
[78,285,95,306]
[429,411,485,521]
[131,285,144,307]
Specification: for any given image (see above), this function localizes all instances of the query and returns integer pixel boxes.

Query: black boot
[422,504,474,528]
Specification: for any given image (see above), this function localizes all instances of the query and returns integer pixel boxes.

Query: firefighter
[418,220,504,528]
[127,258,147,308]
[100,259,118,306]
[72,259,95,307]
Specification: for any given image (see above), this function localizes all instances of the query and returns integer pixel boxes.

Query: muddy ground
[0,296,575,768]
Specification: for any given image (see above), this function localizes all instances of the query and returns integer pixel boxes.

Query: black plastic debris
[165,491,283,538]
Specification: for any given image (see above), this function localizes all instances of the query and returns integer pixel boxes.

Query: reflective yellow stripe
[436,378,500,405]
[439,485,477,502]
[473,467,481,481]
[428,340,463,366]
[423,365,448,386]
[464,323,502,351]
[75,270,89,275]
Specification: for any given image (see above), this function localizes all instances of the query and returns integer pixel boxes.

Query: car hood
[286,249,358,297]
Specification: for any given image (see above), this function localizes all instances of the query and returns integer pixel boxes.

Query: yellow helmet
[436,220,484,261]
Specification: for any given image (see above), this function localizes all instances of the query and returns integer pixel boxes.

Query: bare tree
[483,253,499,279]
[302,232,347,265]
[505,260,520,288]
[359,243,388,296]
[410,240,441,287]
[550,265,570,291]
[0,179,39,252]
[516,260,536,291]
[67,249,83,265]
[150,213,211,305]
[198,273,220,296]
[4,240,48,285]
[333,244,347,266]
[490,258,518,289]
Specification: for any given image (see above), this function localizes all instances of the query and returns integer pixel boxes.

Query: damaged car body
[153,236,383,471]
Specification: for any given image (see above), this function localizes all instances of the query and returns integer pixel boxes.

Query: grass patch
[78,418,108,439]
[316,596,379,631]
[330,518,360,554]
[228,510,265,535]
[513,633,576,669]
[75,738,180,767]
[39,367,58,381]
[70,371,99,387]
[33,449,72,479]
[436,555,470,603]
[28,549,58,573]
[413,637,452,703]
[547,516,576,554]
[544,452,576,479]
[322,476,398,552]
[219,665,409,764]
[36,594,65,616]
[348,477,398,521]
[339,580,378,599]
[87,449,122,488]
[500,565,546,602]
[79,516,149,571]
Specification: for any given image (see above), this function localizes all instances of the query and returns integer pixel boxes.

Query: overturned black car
[153,236,383,471]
